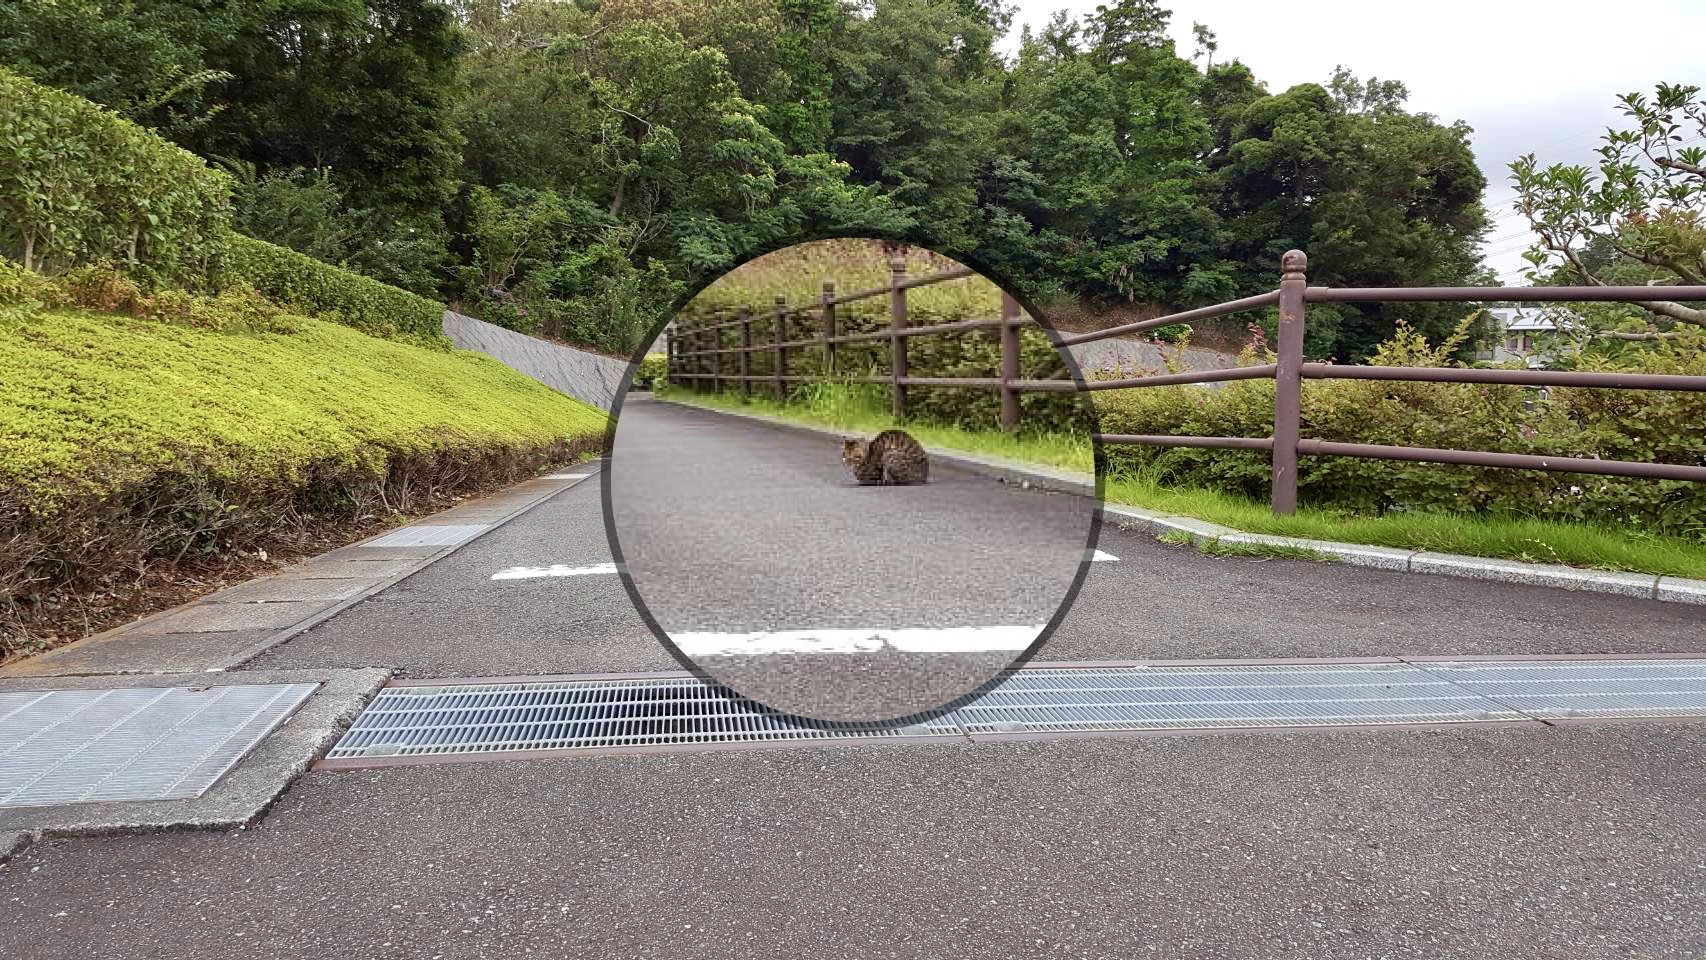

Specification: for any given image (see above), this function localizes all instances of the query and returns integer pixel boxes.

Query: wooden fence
[667,250,1706,514]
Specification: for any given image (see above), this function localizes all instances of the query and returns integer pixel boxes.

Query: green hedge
[0,68,231,285]
[220,232,446,343]
[1094,327,1706,540]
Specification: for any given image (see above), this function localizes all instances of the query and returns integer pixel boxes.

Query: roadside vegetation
[0,74,607,662]
[664,381,1706,580]
[0,0,1497,359]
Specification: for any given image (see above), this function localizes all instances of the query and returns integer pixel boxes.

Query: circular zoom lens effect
[607,239,1100,724]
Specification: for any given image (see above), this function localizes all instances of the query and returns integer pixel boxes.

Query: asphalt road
[608,395,1097,720]
[250,434,1706,685]
[8,399,1706,959]
[3,722,1700,960]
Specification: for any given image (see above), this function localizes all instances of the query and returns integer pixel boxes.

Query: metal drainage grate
[0,683,319,807]
[325,659,1706,763]
[950,665,1527,734]
[1419,659,1706,720]
[365,524,489,548]
[325,678,957,759]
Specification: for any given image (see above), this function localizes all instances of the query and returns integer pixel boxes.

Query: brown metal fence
[666,249,1706,515]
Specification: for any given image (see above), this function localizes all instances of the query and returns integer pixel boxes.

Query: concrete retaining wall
[442,310,631,411]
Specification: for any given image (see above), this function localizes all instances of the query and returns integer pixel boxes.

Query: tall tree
[1210,67,1490,359]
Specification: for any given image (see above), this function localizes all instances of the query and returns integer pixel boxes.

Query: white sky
[1001,0,1706,283]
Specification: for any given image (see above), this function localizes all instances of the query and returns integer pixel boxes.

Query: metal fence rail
[666,249,1706,514]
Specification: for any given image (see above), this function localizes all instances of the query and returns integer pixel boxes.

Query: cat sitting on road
[841,430,930,485]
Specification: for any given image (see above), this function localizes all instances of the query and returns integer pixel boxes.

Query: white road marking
[1090,549,1119,562]
[669,625,1044,656]
[543,473,591,480]
[492,563,619,580]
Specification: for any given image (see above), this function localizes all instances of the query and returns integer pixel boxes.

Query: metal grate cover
[322,659,1706,763]
[365,524,489,548]
[327,678,957,759]
[1,683,319,807]
[1420,659,1706,719]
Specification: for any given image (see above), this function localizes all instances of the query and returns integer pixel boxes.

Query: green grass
[1,308,609,507]
[659,382,1706,580]
[657,380,1094,473]
[1104,469,1706,579]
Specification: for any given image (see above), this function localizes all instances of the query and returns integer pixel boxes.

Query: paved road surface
[606,396,1094,720]
[4,723,1701,960]
[10,400,1702,959]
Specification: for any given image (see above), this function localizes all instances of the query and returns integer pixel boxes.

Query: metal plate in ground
[0,683,319,807]
[364,524,489,548]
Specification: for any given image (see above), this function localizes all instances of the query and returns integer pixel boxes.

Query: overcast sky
[1000,0,1706,283]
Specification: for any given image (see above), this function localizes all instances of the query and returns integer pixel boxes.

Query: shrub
[219,232,447,344]
[0,68,231,285]
[1093,325,1706,540]
[634,353,668,390]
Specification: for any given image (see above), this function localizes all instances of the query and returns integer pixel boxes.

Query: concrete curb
[3,463,605,679]
[0,667,390,861]
[656,396,1706,607]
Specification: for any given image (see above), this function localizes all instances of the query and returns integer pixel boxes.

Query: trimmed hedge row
[0,68,231,285]
[220,233,447,343]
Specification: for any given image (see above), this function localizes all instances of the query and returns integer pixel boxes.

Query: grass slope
[658,384,1706,580]
[3,310,607,505]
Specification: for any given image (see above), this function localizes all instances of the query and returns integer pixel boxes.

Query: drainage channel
[315,659,1706,768]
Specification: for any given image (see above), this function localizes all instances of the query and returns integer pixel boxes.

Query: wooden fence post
[739,308,752,397]
[773,295,788,400]
[821,279,837,376]
[665,322,677,383]
[1000,292,1021,431]
[694,321,707,392]
[709,311,723,394]
[888,255,908,418]
[1271,249,1308,515]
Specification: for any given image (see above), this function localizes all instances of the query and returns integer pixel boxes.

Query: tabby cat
[841,429,930,485]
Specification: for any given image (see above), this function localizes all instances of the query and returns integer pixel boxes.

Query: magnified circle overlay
[606,239,1101,725]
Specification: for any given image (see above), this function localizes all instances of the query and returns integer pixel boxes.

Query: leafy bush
[633,353,668,390]
[0,68,231,285]
[220,233,447,344]
[1094,324,1706,540]
[226,162,449,298]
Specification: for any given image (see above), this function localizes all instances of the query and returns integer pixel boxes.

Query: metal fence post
[1000,292,1021,431]
[1271,249,1308,515]
[821,280,837,376]
[739,308,752,397]
[888,255,908,418]
[773,295,788,400]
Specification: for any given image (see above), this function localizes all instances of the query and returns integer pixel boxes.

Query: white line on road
[669,625,1044,656]
[492,563,619,580]
[1089,549,1119,561]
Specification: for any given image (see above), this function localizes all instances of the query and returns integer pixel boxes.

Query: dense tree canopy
[1,0,1497,358]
